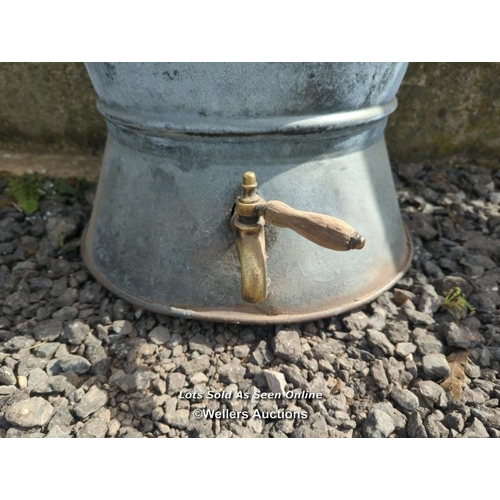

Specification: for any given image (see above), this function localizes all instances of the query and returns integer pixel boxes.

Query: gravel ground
[0,163,499,438]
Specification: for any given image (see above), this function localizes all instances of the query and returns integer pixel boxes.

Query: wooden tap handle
[264,200,365,251]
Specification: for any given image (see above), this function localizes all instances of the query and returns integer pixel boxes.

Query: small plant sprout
[441,286,476,321]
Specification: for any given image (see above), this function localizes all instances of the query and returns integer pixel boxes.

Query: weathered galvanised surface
[83,63,412,324]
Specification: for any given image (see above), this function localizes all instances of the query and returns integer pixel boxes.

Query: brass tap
[231,172,268,303]
[232,171,366,303]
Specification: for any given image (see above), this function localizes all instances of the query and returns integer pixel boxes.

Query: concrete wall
[1,62,499,166]
[387,62,500,166]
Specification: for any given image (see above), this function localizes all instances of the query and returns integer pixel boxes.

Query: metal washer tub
[82,62,413,324]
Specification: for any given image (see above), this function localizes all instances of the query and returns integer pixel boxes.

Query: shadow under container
[82,62,413,324]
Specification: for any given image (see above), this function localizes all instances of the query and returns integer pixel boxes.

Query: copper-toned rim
[81,225,413,325]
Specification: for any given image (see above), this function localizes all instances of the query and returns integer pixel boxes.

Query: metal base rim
[81,225,413,325]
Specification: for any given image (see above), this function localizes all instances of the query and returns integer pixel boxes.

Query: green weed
[441,286,476,321]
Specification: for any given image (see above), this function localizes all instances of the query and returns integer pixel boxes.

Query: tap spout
[232,171,268,303]
[232,214,267,303]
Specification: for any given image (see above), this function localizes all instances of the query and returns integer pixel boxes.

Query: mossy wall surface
[0,63,105,154]
[1,62,499,165]
[387,62,500,166]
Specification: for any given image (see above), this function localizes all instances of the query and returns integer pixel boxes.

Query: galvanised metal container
[83,62,412,324]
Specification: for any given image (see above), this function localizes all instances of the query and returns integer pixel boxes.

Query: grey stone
[111,320,133,336]
[408,215,438,240]
[46,216,79,248]
[150,379,166,395]
[489,192,500,204]
[371,402,407,430]
[363,409,395,438]
[465,363,481,379]
[189,334,213,355]
[308,373,328,395]
[130,397,157,418]
[302,356,319,372]
[371,360,389,389]
[164,408,190,429]
[445,323,477,349]
[63,320,90,344]
[318,359,335,373]
[291,413,329,438]
[407,411,428,438]
[416,380,448,408]
[58,355,91,374]
[77,418,108,438]
[263,370,286,395]
[275,367,304,392]
[391,386,419,411]
[188,415,214,438]
[53,288,79,308]
[48,375,69,393]
[404,308,435,326]
[471,407,500,430]
[422,354,451,379]
[85,343,111,375]
[5,397,54,428]
[0,329,15,342]
[418,284,443,314]
[463,418,489,438]
[395,342,417,357]
[107,418,121,437]
[34,342,60,359]
[250,340,274,367]
[273,329,303,362]
[189,372,208,385]
[111,299,129,320]
[233,345,250,358]
[17,359,45,383]
[167,373,186,393]
[166,332,183,348]
[28,367,50,393]
[385,321,410,343]
[0,386,16,395]
[432,276,473,297]
[6,428,45,438]
[115,370,157,392]
[119,427,144,438]
[218,360,245,384]
[53,306,79,322]
[368,306,387,330]
[0,229,13,242]
[463,386,487,405]
[148,326,171,345]
[366,329,394,356]
[325,394,348,413]
[425,412,449,438]
[0,366,16,386]
[442,412,465,432]
[240,328,256,343]
[48,406,74,430]
[3,336,36,353]
[46,425,72,438]
[74,385,108,419]
[33,319,63,341]
[312,339,345,362]
[343,311,369,331]
[179,355,211,376]
[4,291,29,311]
[413,330,443,355]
